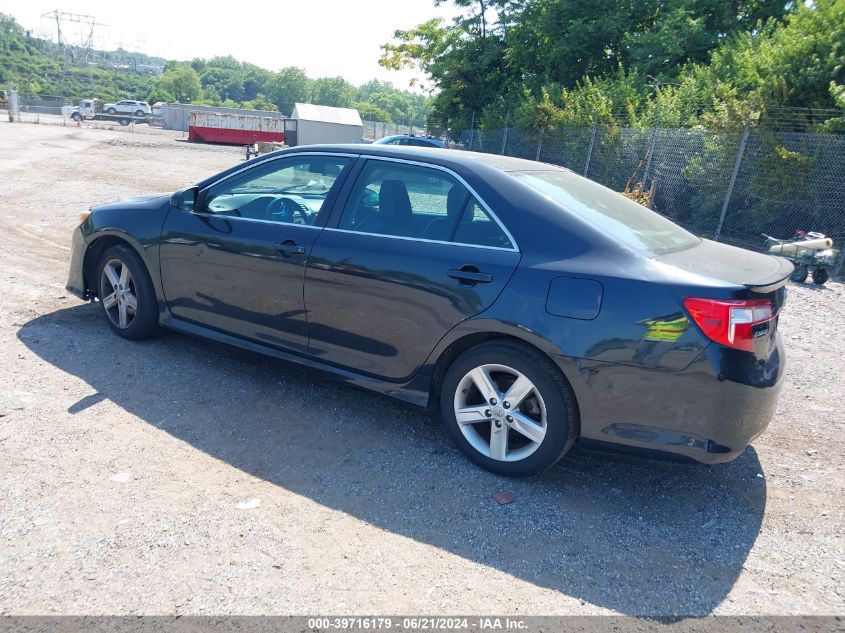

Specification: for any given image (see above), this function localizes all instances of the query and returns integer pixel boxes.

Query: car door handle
[448,267,493,284]
[275,241,306,255]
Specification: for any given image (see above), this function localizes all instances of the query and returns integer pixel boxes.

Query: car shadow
[19,304,767,616]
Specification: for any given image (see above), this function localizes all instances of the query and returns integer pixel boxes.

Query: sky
[0,0,461,90]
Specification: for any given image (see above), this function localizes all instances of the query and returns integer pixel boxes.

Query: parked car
[66,145,791,476]
[374,134,447,148]
[102,100,151,117]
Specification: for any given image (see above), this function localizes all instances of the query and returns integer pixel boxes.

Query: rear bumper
[555,335,785,464]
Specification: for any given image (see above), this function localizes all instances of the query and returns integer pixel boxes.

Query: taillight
[683,297,775,352]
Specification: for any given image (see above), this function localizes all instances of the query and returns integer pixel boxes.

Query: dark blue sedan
[373,134,447,148]
[66,145,791,476]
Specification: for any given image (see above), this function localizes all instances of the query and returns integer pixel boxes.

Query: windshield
[510,170,700,256]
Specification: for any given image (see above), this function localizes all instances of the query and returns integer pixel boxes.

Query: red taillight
[683,297,775,352]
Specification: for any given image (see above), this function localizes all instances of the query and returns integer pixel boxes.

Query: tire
[71,112,80,121]
[134,110,144,117]
[790,264,808,283]
[107,107,116,114]
[812,267,829,285]
[440,340,578,477]
[95,245,159,340]
[119,118,130,126]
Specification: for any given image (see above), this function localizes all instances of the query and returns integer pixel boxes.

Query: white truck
[63,99,151,125]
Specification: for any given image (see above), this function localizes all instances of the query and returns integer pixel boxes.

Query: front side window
[338,161,467,239]
[201,155,350,225]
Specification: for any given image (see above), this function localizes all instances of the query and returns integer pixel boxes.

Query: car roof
[289,143,567,174]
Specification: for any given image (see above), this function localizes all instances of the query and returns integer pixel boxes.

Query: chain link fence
[460,124,845,275]
[362,120,428,142]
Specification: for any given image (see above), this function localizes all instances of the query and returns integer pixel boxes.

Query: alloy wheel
[453,363,547,462]
[99,258,138,329]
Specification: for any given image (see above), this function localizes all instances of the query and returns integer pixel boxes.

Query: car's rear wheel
[440,341,578,476]
[812,267,829,285]
[96,245,158,340]
[791,264,808,283]
[134,110,144,117]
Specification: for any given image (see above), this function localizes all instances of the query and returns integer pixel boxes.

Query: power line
[40,10,107,63]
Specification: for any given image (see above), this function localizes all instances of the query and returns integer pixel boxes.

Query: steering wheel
[265,197,309,224]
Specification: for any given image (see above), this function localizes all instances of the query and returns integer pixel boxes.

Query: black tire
[812,267,829,285]
[790,264,808,283]
[95,244,159,340]
[107,107,116,114]
[71,112,81,121]
[119,118,131,126]
[440,340,578,477]
[134,110,144,117]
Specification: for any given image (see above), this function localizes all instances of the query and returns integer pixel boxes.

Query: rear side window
[510,170,699,255]
[338,160,514,249]
[338,161,467,239]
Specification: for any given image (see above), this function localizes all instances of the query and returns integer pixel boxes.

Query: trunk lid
[656,238,793,291]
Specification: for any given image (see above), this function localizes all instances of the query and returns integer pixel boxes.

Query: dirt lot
[0,120,843,616]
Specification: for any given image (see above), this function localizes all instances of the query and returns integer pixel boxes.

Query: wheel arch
[427,330,582,435]
[82,232,151,299]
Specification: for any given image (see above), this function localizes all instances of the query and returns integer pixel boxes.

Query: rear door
[160,153,353,354]
[303,158,520,380]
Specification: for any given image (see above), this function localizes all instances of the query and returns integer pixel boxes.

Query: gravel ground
[0,121,843,616]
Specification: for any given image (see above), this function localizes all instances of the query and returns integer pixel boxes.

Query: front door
[160,154,353,354]
[304,158,521,380]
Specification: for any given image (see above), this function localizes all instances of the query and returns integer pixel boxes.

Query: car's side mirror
[170,187,198,211]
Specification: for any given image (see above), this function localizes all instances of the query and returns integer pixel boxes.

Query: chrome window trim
[322,227,518,253]
[341,155,520,253]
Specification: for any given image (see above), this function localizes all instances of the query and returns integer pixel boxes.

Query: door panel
[159,153,353,353]
[160,212,320,353]
[304,230,520,380]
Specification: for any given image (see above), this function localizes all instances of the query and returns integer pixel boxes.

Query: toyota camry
[66,145,792,476]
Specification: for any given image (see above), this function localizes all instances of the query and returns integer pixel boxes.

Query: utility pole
[42,11,105,64]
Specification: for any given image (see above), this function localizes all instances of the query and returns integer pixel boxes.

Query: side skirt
[161,316,431,408]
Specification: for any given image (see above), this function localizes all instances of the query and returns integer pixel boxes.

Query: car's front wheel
[96,245,158,340]
[107,107,116,114]
[441,341,578,476]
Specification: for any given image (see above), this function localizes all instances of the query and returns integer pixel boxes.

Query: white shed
[291,103,363,146]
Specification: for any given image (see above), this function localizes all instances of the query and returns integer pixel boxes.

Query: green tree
[357,102,394,123]
[268,66,312,113]
[155,63,201,103]
[199,66,244,102]
[380,0,801,135]
[312,76,357,107]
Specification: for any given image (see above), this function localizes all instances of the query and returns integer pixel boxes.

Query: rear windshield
[510,170,700,256]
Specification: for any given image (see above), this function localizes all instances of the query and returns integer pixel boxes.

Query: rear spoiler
[746,256,794,293]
